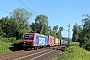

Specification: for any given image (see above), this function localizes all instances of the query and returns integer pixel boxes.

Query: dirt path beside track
[0,46,66,60]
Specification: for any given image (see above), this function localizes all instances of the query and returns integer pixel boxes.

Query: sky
[0,0,90,38]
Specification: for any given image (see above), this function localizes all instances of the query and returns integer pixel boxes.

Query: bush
[85,45,90,51]
[70,42,79,46]
[0,41,12,54]
[85,40,90,51]
[13,39,23,43]
[0,37,16,43]
[9,40,23,51]
[10,37,16,43]
[0,38,23,53]
[57,45,90,60]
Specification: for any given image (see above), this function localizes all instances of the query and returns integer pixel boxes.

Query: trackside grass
[0,41,12,54]
[57,45,90,60]
[0,38,23,54]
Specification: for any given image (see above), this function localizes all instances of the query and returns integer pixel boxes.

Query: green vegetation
[70,42,79,46]
[0,41,12,54]
[0,36,23,54]
[0,8,64,40]
[0,8,66,54]
[72,14,90,50]
[57,45,90,60]
[0,40,23,54]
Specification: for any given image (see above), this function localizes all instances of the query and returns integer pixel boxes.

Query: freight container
[61,40,64,45]
[48,36,54,46]
[64,40,68,45]
[54,38,59,45]
[58,39,60,45]
[36,34,48,46]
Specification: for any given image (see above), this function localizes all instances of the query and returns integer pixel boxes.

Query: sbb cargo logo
[39,37,45,44]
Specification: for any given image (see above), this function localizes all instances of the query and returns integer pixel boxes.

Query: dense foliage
[0,8,66,53]
[70,42,79,46]
[57,45,90,60]
[0,8,32,39]
[0,8,64,40]
[72,14,90,50]
[0,40,12,54]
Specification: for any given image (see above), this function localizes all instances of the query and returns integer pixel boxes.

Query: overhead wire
[27,0,41,13]
[17,0,37,15]
[0,1,11,14]
[0,8,11,14]
[0,0,38,15]
[0,2,6,7]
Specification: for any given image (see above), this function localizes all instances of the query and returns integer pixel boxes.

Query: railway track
[0,46,66,60]
[13,46,66,60]
[13,49,54,60]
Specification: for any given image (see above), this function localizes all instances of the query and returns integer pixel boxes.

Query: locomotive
[23,32,68,50]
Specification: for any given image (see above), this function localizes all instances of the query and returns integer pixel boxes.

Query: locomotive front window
[24,34,34,40]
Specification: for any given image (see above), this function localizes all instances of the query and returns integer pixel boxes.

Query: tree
[0,17,20,38]
[34,14,49,34]
[0,19,6,37]
[72,23,82,42]
[53,25,58,32]
[1,16,11,37]
[57,26,63,39]
[11,8,33,23]
[59,26,63,31]
[78,14,90,48]
[52,25,58,37]
[31,22,41,33]
[40,24,49,35]
[62,37,69,42]
[35,14,48,25]
[46,26,52,35]
[49,30,57,38]
[10,8,33,39]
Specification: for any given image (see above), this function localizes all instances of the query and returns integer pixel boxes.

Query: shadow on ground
[9,42,24,51]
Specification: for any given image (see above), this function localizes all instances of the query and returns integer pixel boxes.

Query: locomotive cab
[23,33,35,49]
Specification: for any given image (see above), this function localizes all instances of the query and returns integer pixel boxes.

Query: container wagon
[64,40,68,46]
[54,38,59,45]
[61,40,64,46]
[48,36,54,46]
[58,39,60,45]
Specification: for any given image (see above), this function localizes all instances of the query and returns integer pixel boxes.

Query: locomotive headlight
[24,42,25,43]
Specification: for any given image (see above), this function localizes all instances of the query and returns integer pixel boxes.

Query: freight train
[23,32,69,50]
